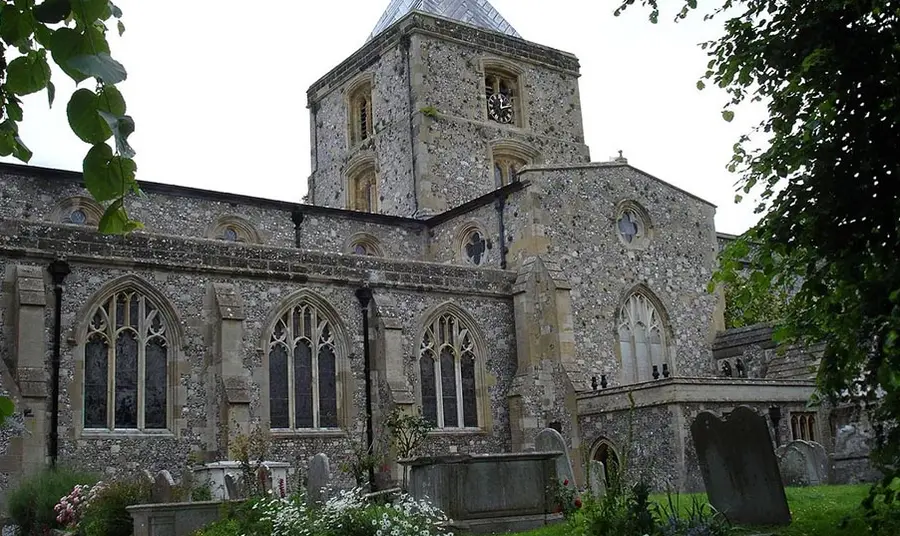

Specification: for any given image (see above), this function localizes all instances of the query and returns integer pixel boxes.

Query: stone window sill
[270,429,348,439]
[428,427,487,437]
[79,429,175,439]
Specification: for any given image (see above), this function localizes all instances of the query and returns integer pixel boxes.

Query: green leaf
[6,52,52,96]
[0,5,33,45]
[109,1,122,18]
[97,84,126,115]
[696,80,706,90]
[67,88,113,144]
[33,24,54,48]
[47,81,56,108]
[12,136,32,162]
[722,110,735,122]
[34,0,72,24]
[83,143,137,202]
[98,198,142,234]
[68,53,127,84]
[70,0,108,24]
[6,99,24,122]
[117,20,124,36]
[99,111,135,158]
[50,26,110,83]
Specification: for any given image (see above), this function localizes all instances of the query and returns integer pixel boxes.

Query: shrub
[78,478,152,536]
[547,478,583,518]
[6,466,98,536]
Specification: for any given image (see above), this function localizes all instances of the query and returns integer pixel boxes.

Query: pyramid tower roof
[369,0,520,40]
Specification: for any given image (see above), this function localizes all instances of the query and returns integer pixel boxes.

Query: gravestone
[223,474,241,499]
[691,406,790,525]
[152,470,176,503]
[589,460,607,498]
[535,428,575,487]
[257,465,272,494]
[307,453,331,504]
[776,440,829,486]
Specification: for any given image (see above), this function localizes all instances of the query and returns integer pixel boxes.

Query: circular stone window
[615,202,651,249]
[68,209,87,225]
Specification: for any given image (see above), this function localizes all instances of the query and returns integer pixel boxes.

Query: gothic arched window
[268,301,339,430]
[83,290,171,431]
[618,291,669,384]
[348,166,378,213]
[419,311,480,429]
[348,79,373,146]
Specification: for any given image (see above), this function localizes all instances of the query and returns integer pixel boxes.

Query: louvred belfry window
[84,290,170,431]
[268,302,339,430]
[419,313,479,429]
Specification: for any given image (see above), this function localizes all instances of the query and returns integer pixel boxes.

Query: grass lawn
[507,484,871,536]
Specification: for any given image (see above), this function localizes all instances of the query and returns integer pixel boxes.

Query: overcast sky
[3,1,767,235]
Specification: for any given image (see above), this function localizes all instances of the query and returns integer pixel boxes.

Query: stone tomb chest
[400,452,563,534]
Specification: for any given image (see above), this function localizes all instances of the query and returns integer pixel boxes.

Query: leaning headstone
[589,460,607,498]
[307,453,331,505]
[224,474,241,499]
[535,428,576,488]
[691,406,791,525]
[776,440,829,486]
[151,470,176,503]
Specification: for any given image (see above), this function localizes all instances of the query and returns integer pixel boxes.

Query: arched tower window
[618,290,670,384]
[346,155,378,213]
[347,77,374,146]
[267,299,341,430]
[83,289,172,431]
[490,139,539,188]
[418,308,484,429]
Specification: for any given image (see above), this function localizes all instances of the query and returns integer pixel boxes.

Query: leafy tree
[616,0,899,515]
[1,0,140,233]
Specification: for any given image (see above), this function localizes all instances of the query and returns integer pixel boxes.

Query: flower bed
[196,487,454,536]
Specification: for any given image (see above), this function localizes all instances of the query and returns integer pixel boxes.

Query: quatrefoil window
[615,202,651,249]
[464,231,487,266]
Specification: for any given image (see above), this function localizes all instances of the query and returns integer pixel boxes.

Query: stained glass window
[83,290,170,431]
[69,209,87,225]
[618,292,668,384]
[418,311,480,429]
[268,301,340,430]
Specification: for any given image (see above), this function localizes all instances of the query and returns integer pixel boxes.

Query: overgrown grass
[509,484,872,536]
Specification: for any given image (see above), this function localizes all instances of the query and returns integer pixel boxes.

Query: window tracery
[791,412,817,441]
[83,290,170,431]
[485,68,520,126]
[615,201,652,249]
[618,291,669,384]
[267,301,340,430]
[419,312,480,429]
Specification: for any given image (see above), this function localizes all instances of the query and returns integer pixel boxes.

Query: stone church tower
[306,0,590,217]
[1,0,855,507]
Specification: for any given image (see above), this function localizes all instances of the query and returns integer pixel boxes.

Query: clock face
[487,92,514,124]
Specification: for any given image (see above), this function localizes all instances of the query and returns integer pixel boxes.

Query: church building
[0,0,868,500]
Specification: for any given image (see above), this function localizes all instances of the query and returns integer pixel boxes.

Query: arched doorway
[591,439,621,487]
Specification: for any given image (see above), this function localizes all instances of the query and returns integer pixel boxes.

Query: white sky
[3,1,767,235]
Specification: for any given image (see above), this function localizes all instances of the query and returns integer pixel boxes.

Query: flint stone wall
[0,214,517,487]
[515,164,720,390]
